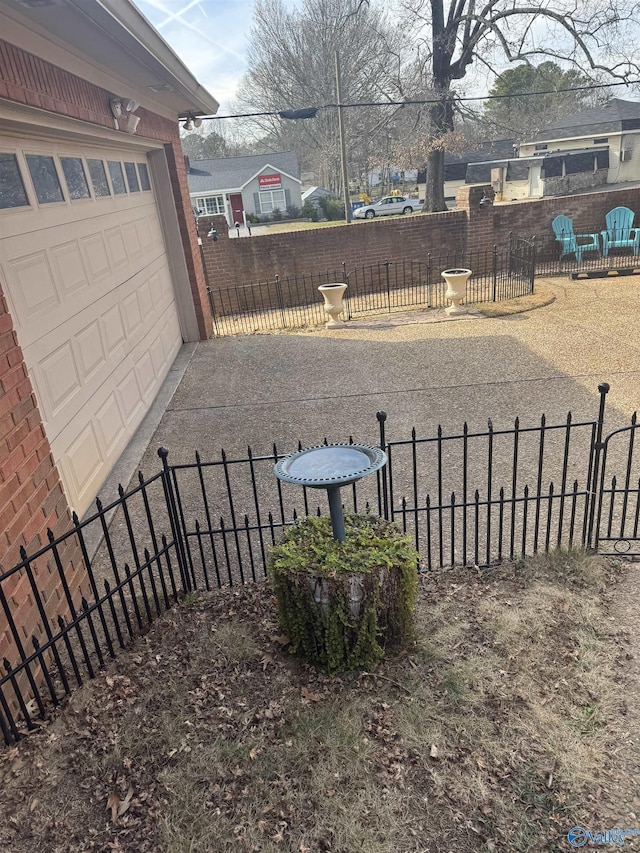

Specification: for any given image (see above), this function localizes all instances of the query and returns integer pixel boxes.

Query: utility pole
[334,51,351,224]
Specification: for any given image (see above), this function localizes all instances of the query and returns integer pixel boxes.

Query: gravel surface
[125,275,639,475]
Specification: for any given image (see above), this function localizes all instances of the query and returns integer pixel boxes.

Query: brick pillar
[456,185,497,272]
[199,214,233,295]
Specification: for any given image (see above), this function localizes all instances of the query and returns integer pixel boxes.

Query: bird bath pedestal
[274,443,387,541]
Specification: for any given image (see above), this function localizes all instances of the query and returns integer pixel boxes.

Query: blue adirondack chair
[600,206,640,257]
[552,215,600,262]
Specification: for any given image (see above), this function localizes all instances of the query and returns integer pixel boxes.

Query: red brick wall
[199,182,640,292]
[0,38,211,339]
[199,209,468,291]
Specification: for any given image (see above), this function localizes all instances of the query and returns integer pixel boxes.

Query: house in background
[419,99,640,205]
[0,0,218,567]
[301,185,337,214]
[187,151,302,224]
[517,98,640,197]
[417,139,517,207]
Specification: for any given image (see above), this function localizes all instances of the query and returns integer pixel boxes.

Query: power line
[192,79,638,121]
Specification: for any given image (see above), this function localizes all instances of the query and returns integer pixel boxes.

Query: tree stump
[268,514,419,674]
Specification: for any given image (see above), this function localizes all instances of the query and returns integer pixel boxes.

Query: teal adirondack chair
[552,215,600,262]
[600,206,640,257]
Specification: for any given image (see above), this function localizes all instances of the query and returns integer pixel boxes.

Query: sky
[133,0,259,112]
[132,0,639,117]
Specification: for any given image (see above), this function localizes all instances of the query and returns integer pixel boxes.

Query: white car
[353,195,423,219]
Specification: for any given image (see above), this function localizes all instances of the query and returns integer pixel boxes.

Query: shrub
[286,204,301,220]
[268,513,419,674]
[271,207,283,221]
[302,200,319,222]
[318,195,345,221]
[246,212,259,224]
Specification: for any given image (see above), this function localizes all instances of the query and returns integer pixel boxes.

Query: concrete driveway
[127,275,639,482]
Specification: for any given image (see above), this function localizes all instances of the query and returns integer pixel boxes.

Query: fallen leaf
[271,634,291,646]
[107,792,120,824]
[118,786,133,817]
[301,687,322,702]
[561,601,569,612]
[430,744,439,759]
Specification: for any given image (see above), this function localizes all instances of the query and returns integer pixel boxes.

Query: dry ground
[1,550,639,853]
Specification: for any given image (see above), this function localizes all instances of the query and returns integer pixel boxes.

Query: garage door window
[0,153,29,209]
[124,162,140,193]
[25,154,64,204]
[61,157,90,200]
[108,161,127,194]
[87,159,111,197]
[137,162,151,191]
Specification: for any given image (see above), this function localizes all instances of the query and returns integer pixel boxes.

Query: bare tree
[399,0,640,210]
[239,0,411,194]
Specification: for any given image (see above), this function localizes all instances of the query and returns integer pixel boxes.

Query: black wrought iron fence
[3,383,639,745]
[208,245,534,335]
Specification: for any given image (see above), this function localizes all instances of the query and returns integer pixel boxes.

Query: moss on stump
[268,514,420,674]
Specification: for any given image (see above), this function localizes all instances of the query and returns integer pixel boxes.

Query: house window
[534,144,548,151]
[87,159,111,197]
[0,153,29,209]
[108,161,127,194]
[60,157,90,200]
[195,196,225,215]
[259,189,285,213]
[594,137,608,144]
[25,154,64,204]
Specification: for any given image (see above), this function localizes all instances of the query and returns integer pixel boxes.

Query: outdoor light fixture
[110,97,141,133]
[208,228,218,242]
[479,191,493,208]
[182,113,202,131]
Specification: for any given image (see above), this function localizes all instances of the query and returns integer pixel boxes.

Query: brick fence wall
[199,183,640,291]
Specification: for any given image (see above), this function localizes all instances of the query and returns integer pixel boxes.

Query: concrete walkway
[118,275,639,483]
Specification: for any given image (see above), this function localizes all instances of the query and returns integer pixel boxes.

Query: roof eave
[73,0,219,115]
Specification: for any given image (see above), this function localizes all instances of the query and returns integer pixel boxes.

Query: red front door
[229,193,244,225]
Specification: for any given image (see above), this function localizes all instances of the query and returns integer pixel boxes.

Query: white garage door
[0,139,183,515]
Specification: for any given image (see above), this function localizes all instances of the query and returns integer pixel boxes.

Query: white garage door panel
[26,253,173,435]
[52,302,181,509]
[0,140,183,515]
[1,206,166,347]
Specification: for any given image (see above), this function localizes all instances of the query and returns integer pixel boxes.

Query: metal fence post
[274,274,286,328]
[384,260,391,312]
[376,410,390,520]
[530,236,537,294]
[492,245,498,301]
[586,382,610,550]
[157,447,191,593]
